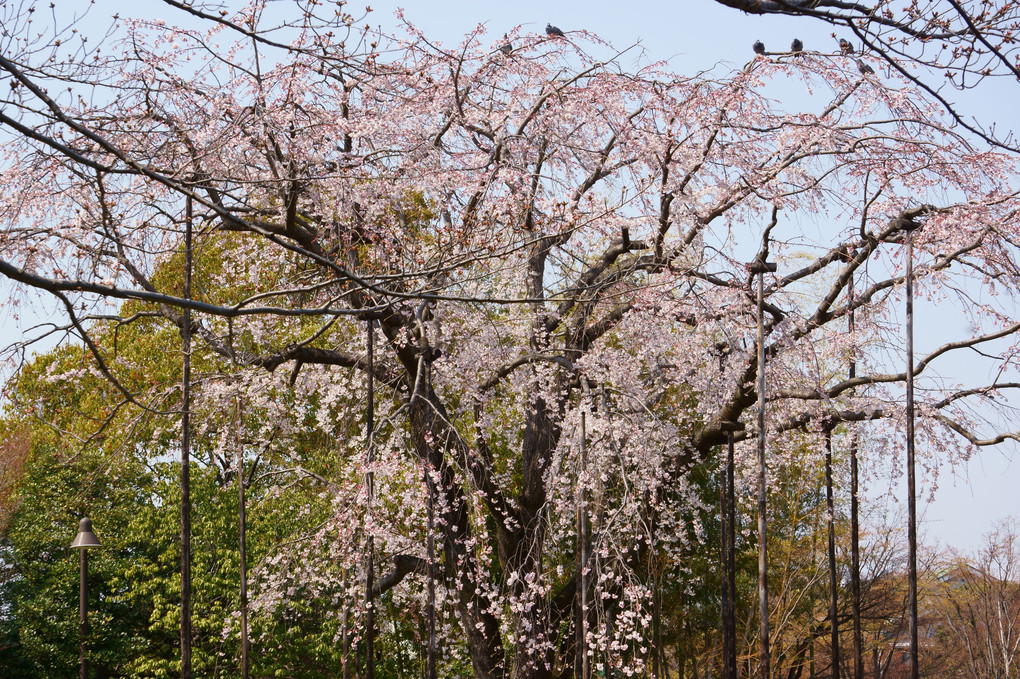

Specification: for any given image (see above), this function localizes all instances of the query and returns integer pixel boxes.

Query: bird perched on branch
[839,38,854,55]
[753,40,765,55]
[499,34,512,55]
[546,23,565,38]
[791,38,803,53]
[857,58,875,75]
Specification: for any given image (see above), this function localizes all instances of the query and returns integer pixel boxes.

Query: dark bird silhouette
[499,34,512,55]
[857,58,875,75]
[791,38,803,53]
[753,40,766,55]
[546,23,565,38]
[839,38,854,55]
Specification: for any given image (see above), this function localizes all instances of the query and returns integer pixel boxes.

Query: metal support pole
[237,398,250,679]
[576,410,590,679]
[750,257,776,679]
[425,465,437,679]
[727,428,737,679]
[825,427,840,679]
[365,319,376,679]
[850,436,863,679]
[719,438,732,679]
[181,196,193,679]
[720,420,743,679]
[905,230,919,679]
[848,262,863,679]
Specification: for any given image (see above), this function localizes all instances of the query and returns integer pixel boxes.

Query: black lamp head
[71,517,102,549]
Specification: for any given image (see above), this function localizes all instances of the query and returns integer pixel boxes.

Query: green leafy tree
[0,284,353,677]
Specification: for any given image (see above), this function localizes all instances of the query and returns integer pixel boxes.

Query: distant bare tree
[929,518,1020,679]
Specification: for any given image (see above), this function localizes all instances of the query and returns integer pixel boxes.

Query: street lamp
[71,517,101,679]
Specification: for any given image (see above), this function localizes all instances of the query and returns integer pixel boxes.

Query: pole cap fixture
[837,246,858,263]
[71,517,102,549]
[747,257,778,274]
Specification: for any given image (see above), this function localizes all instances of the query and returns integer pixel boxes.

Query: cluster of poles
[166,197,442,679]
[719,237,921,679]
[73,199,922,679]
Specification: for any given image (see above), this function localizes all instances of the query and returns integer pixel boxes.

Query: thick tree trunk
[408,394,506,679]
[505,391,559,679]
[499,232,566,679]
[376,308,509,678]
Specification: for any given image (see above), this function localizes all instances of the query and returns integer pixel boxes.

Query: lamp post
[71,517,102,679]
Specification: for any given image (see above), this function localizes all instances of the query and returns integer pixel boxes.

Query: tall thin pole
[425,464,437,679]
[718,347,732,679]
[720,420,741,679]
[79,549,88,679]
[850,439,863,677]
[342,567,353,679]
[237,399,250,679]
[726,428,737,679]
[719,435,732,679]
[751,257,775,679]
[905,230,919,679]
[365,319,376,679]
[848,261,863,679]
[419,327,438,679]
[757,267,769,679]
[576,409,590,679]
[824,427,840,679]
[180,196,193,679]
